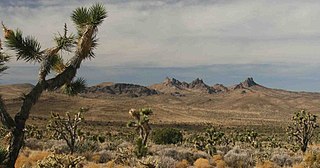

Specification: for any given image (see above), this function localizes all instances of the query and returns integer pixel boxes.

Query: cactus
[287,110,318,152]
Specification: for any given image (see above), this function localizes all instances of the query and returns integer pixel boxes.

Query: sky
[1,0,320,91]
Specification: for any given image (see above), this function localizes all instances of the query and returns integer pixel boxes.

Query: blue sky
[1,0,320,91]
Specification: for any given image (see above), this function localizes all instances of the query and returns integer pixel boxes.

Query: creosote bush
[151,128,183,145]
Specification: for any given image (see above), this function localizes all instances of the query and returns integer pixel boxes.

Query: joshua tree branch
[0,97,15,129]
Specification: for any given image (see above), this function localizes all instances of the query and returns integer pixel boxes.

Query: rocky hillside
[83,82,158,97]
[150,77,261,94]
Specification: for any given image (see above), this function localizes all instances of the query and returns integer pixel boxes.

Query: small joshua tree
[47,108,87,154]
[0,4,106,167]
[127,108,152,158]
[287,110,319,153]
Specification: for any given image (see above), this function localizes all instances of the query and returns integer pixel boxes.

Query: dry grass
[175,159,189,168]
[256,161,276,168]
[15,150,51,168]
[212,155,226,168]
[193,158,212,168]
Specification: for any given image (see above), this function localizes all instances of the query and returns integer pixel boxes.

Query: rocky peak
[189,78,206,88]
[241,77,258,87]
[163,77,182,86]
[212,84,228,92]
[232,77,258,90]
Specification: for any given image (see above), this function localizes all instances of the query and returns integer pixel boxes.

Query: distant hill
[149,77,262,94]
[2,77,320,128]
[83,82,158,97]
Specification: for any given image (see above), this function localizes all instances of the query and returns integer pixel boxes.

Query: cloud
[1,0,320,67]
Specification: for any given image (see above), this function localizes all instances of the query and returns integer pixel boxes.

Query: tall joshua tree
[0,4,106,167]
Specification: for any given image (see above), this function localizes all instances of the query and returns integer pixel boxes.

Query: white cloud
[1,0,320,67]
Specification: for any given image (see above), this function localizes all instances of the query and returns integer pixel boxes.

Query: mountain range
[1,77,320,129]
[84,77,262,97]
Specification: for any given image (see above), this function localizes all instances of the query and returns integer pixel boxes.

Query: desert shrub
[193,158,212,168]
[271,153,293,167]
[301,150,320,168]
[152,128,183,145]
[36,154,84,168]
[155,146,211,164]
[140,155,177,168]
[96,150,112,163]
[255,161,276,168]
[15,150,51,168]
[175,159,189,168]
[212,155,226,168]
[76,140,100,153]
[24,138,44,150]
[224,146,254,167]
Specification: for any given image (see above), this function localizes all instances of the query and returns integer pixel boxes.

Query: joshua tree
[127,108,152,158]
[0,4,106,167]
[47,108,87,154]
[0,49,9,75]
[287,110,319,153]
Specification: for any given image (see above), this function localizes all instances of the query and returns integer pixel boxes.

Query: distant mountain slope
[149,77,262,94]
[0,83,34,99]
[2,77,320,128]
[84,82,158,97]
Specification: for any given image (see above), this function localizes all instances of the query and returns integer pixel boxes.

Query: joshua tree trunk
[0,4,106,166]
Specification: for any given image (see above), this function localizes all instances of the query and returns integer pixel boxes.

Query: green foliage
[36,154,84,168]
[232,129,260,148]
[71,3,107,34]
[24,125,44,140]
[128,108,153,158]
[61,77,87,96]
[151,128,183,145]
[287,110,318,152]
[190,127,225,155]
[5,29,42,63]
[0,52,9,74]
[134,137,148,158]
[72,3,107,26]
[54,23,75,52]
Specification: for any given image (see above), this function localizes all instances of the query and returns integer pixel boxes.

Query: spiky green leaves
[0,52,9,74]
[62,77,87,96]
[39,51,65,80]
[71,3,107,33]
[54,24,76,52]
[72,3,107,27]
[5,29,42,63]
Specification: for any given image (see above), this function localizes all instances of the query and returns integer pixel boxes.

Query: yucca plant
[287,110,318,153]
[0,3,106,167]
[127,108,152,158]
